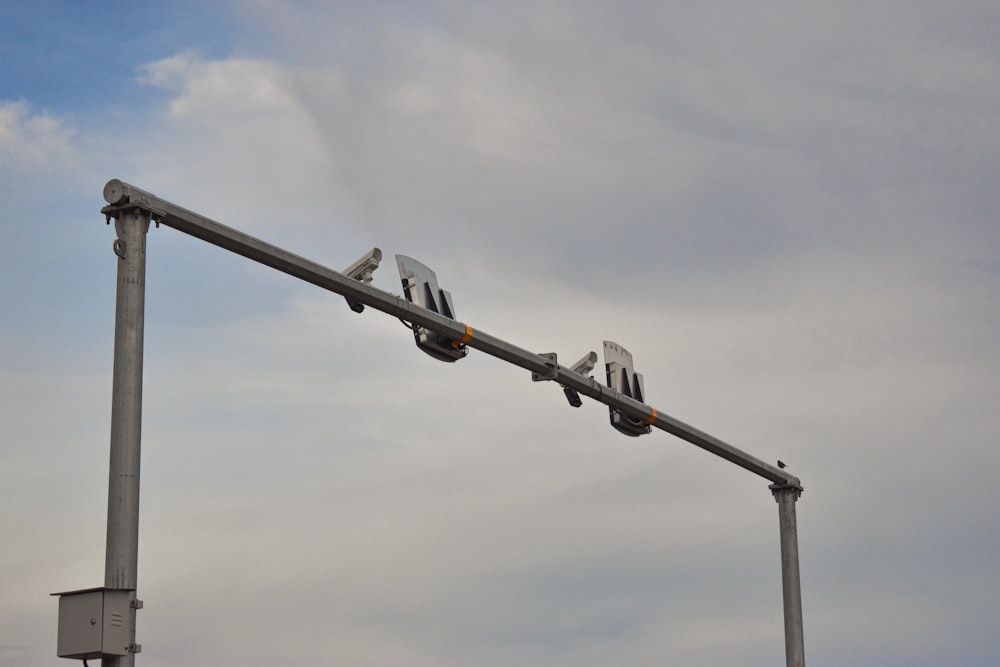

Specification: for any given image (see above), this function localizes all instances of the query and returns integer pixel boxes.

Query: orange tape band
[641,408,657,426]
[452,324,473,348]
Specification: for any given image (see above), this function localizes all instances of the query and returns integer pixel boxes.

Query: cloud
[0,100,75,173]
[116,2,1000,322]
[139,52,299,119]
[198,0,1000,318]
[129,53,352,246]
[5,3,1000,666]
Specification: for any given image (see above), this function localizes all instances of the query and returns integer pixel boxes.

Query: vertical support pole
[104,207,150,666]
[771,483,805,667]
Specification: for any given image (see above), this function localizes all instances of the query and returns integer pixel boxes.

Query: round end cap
[103,179,127,205]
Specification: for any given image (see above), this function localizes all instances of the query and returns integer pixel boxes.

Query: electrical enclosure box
[52,587,131,659]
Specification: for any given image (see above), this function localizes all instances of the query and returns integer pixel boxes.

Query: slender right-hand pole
[771,483,805,667]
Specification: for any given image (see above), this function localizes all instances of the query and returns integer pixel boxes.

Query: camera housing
[342,248,382,313]
[560,351,598,407]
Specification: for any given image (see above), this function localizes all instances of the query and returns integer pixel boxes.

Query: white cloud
[139,52,300,119]
[0,100,75,172]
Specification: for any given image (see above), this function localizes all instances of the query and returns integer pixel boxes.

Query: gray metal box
[52,588,130,659]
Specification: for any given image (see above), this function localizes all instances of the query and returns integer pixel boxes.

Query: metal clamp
[531,353,558,381]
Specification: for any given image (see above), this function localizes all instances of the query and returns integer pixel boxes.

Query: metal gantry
[61,180,806,666]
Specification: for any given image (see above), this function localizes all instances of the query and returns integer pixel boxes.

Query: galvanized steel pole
[103,207,150,666]
[772,484,805,667]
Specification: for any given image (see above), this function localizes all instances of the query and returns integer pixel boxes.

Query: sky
[2,1,999,665]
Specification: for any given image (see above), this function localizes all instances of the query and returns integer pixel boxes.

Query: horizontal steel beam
[102,179,801,488]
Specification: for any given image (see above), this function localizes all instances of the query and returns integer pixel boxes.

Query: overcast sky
[2,2,999,666]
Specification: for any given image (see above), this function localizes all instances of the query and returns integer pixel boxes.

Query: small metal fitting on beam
[531,353,558,381]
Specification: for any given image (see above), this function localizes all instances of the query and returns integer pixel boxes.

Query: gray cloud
[3,2,999,666]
